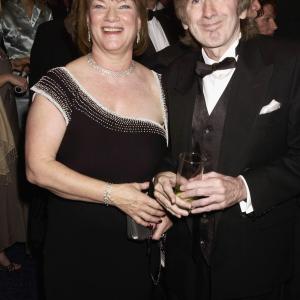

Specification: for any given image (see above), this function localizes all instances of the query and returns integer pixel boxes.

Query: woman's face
[87,0,141,55]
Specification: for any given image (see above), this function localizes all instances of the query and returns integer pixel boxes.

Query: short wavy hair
[71,0,148,55]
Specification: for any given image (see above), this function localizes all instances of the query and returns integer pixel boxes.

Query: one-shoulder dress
[31,67,168,300]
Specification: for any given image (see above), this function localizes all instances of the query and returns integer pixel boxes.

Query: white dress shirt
[147,7,170,52]
[201,36,254,214]
[156,2,164,10]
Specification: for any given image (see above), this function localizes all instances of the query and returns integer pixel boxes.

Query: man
[136,0,182,65]
[153,0,300,299]
[148,0,261,74]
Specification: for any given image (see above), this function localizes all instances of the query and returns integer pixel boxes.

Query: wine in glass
[175,152,204,202]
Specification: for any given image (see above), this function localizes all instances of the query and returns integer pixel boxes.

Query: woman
[0,0,52,73]
[28,0,80,253]
[0,47,27,271]
[26,0,167,299]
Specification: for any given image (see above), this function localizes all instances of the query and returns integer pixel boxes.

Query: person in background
[153,0,300,299]
[255,0,278,36]
[136,0,183,66]
[46,0,72,19]
[29,0,80,90]
[0,0,52,74]
[26,0,167,299]
[0,45,27,272]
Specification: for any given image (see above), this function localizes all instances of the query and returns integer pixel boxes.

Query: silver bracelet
[103,182,113,206]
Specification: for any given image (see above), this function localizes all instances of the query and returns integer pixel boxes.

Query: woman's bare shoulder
[135,62,159,86]
[65,56,88,73]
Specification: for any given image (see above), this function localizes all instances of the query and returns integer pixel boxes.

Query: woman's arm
[25,95,165,226]
[26,94,109,202]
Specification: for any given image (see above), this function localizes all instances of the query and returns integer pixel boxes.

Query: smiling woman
[75,0,148,55]
[26,0,168,299]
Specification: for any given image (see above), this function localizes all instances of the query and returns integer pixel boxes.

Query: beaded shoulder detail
[31,67,168,145]
[31,68,74,124]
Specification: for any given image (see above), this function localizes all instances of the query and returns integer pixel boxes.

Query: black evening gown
[31,67,168,300]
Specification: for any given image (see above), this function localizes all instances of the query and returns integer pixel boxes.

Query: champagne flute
[175,152,204,202]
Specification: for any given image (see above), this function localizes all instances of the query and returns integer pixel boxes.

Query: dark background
[276,0,300,40]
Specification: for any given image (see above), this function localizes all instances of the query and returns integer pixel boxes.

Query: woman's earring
[88,29,91,43]
[136,32,140,44]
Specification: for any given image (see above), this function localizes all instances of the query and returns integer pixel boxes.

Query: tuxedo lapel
[168,51,200,234]
[170,51,201,158]
[218,40,274,174]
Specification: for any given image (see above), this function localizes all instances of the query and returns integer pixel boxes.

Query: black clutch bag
[127,216,151,240]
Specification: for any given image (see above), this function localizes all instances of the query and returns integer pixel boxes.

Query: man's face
[255,4,277,36]
[184,0,245,58]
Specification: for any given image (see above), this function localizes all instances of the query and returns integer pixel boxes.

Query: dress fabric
[31,67,168,300]
[0,48,27,251]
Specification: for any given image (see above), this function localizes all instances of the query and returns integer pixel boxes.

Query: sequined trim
[32,71,72,123]
[153,71,169,146]
[63,67,167,132]
[31,67,168,144]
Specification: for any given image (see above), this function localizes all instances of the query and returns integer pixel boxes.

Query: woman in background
[0,0,52,73]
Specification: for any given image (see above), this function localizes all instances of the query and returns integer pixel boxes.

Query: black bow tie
[195,57,237,78]
[148,9,159,21]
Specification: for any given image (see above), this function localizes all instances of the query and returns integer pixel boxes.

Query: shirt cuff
[238,175,254,214]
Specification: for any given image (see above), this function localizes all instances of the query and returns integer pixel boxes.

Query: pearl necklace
[87,53,136,78]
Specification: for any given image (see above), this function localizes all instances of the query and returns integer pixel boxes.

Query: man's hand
[154,171,191,218]
[179,172,247,214]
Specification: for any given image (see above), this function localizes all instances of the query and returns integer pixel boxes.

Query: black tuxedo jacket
[162,35,300,299]
[29,19,80,89]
